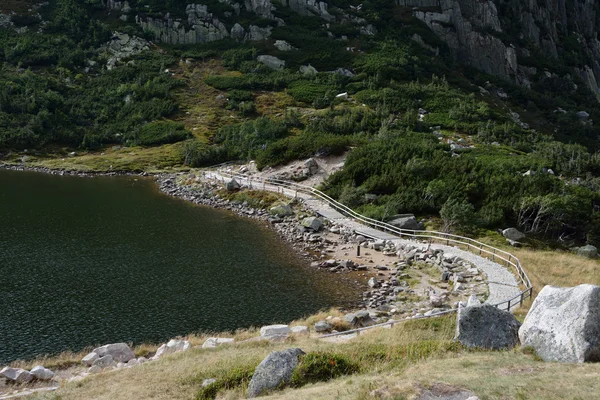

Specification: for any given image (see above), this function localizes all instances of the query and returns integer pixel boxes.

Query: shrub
[196,366,255,400]
[440,197,476,232]
[136,121,191,146]
[290,352,360,387]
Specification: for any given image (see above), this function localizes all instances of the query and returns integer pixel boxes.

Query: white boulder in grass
[0,367,34,383]
[260,324,291,339]
[201,337,235,349]
[92,342,135,363]
[30,365,55,381]
[155,339,191,358]
[519,284,600,362]
[82,351,99,366]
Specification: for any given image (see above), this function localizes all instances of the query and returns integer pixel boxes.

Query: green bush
[196,366,255,400]
[290,352,360,387]
[136,121,191,146]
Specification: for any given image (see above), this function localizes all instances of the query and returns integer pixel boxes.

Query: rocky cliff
[103,0,335,45]
[398,0,600,100]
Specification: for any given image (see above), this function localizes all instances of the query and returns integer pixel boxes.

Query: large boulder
[155,339,191,358]
[502,227,526,242]
[387,214,419,230]
[0,367,34,383]
[247,348,305,398]
[519,284,600,362]
[576,245,598,258]
[301,217,323,231]
[314,320,332,332]
[92,343,135,363]
[260,324,291,339]
[455,304,520,350]
[344,310,376,328]
[303,158,319,175]
[30,366,55,381]
[226,179,241,192]
[257,55,285,70]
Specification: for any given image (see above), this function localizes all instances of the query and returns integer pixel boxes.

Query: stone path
[205,171,522,309]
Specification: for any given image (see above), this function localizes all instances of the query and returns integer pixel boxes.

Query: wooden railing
[205,166,533,332]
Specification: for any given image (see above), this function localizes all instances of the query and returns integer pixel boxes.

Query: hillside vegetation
[2,0,600,246]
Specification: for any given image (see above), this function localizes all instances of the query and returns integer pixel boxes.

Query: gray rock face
[247,25,273,41]
[103,32,150,70]
[92,343,135,363]
[247,348,305,398]
[0,367,34,383]
[299,65,318,76]
[502,228,526,242]
[257,55,285,70]
[387,214,419,230]
[519,284,600,362]
[245,0,274,19]
[30,366,55,381]
[274,40,295,51]
[398,0,600,99]
[231,23,246,42]
[455,304,520,350]
[280,0,333,21]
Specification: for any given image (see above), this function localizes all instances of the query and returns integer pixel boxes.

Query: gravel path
[206,171,523,309]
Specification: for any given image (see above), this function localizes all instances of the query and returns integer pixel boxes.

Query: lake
[0,169,355,363]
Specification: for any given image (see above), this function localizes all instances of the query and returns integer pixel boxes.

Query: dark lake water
[0,169,355,363]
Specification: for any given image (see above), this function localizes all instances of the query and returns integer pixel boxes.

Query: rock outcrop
[519,284,600,362]
[397,0,600,100]
[455,304,520,350]
[247,348,305,398]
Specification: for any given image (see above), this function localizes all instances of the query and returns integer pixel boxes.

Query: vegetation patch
[290,352,360,387]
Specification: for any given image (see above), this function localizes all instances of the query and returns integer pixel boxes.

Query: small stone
[202,378,217,387]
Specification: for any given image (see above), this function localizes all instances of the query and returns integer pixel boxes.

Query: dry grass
[20,143,187,173]
[170,59,243,140]
[27,316,458,400]
[513,248,600,293]
[267,351,600,400]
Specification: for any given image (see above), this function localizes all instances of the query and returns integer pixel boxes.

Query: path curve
[204,169,523,310]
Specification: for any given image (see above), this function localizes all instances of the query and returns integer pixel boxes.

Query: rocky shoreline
[0,163,153,178]
[157,173,490,320]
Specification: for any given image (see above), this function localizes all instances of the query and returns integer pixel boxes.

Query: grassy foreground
[19,248,600,400]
